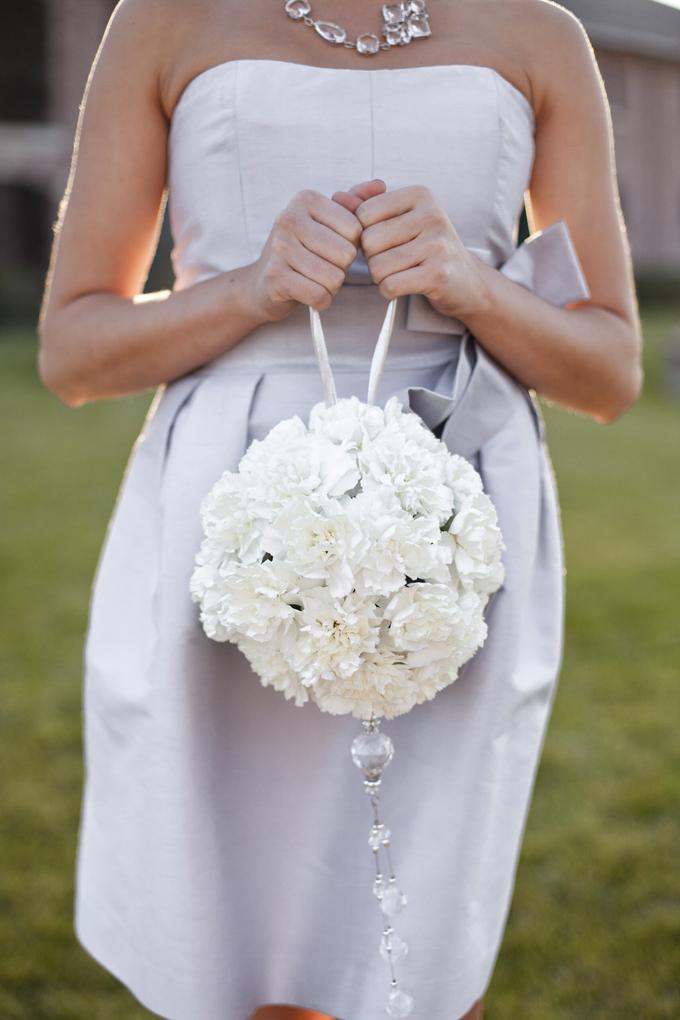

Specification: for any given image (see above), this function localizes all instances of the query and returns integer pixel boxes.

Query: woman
[37,1,642,1018]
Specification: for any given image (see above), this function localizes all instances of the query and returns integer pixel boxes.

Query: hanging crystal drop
[380,927,409,963]
[351,715,414,1015]
[351,729,394,780]
[284,0,311,18]
[314,21,347,44]
[368,823,392,850]
[386,986,415,1018]
[356,32,382,55]
[381,883,408,916]
[364,778,382,798]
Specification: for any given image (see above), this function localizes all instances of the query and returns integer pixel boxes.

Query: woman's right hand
[243,181,387,322]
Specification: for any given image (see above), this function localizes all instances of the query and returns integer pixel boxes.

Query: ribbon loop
[309,297,399,408]
[308,219,591,430]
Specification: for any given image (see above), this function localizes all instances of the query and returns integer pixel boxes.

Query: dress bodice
[166,58,536,369]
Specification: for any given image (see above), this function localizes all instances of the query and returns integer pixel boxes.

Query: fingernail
[373,178,385,185]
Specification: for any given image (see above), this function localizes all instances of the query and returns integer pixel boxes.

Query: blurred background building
[1,0,680,312]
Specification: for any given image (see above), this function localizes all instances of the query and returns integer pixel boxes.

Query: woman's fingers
[291,189,363,247]
[360,207,422,260]
[331,178,387,213]
[253,183,394,320]
[285,237,347,296]
[279,266,336,311]
[297,217,358,270]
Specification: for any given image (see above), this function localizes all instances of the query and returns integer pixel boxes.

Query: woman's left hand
[351,184,489,320]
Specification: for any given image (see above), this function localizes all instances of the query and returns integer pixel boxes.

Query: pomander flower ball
[190,393,505,720]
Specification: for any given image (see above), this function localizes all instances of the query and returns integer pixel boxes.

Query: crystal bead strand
[284,1,431,56]
[351,715,415,1017]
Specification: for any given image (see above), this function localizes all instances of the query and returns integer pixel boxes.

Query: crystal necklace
[283,1,432,56]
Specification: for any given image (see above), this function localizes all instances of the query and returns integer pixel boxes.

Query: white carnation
[345,489,452,596]
[443,491,505,590]
[199,474,267,564]
[210,559,304,642]
[358,413,454,522]
[286,588,381,687]
[405,589,488,669]
[383,582,461,652]
[412,660,460,704]
[313,646,418,721]
[263,496,369,598]
[309,395,385,449]
[237,635,310,707]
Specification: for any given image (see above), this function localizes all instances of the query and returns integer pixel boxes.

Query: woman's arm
[356,4,643,425]
[36,0,261,407]
[37,0,364,408]
[460,3,642,424]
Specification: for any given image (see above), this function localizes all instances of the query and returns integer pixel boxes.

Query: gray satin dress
[74,59,591,1019]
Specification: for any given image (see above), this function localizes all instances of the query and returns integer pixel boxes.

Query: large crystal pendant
[351,729,394,780]
[313,21,347,44]
[284,0,311,18]
[386,987,415,1017]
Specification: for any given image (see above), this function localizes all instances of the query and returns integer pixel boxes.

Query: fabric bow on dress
[394,219,592,458]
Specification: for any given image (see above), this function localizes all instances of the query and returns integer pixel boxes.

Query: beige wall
[3,5,680,275]
[0,0,114,208]
[46,0,115,128]
[597,48,680,272]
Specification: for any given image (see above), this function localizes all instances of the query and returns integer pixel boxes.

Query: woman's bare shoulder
[506,0,597,119]
[101,0,227,120]
[454,0,594,116]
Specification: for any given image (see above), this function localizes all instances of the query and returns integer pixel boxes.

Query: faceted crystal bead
[368,823,391,850]
[381,883,408,916]
[351,730,394,780]
[382,2,408,24]
[380,927,409,963]
[284,0,311,18]
[408,15,431,37]
[313,20,347,44]
[373,875,385,899]
[383,22,412,45]
[356,32,381,55]
[408,0,427,14]
[386,987,415,1017]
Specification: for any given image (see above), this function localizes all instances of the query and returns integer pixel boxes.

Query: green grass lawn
[1,309,679,1019]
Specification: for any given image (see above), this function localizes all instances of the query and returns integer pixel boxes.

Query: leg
[460,998,484,1020]
[249,1008,333,1020]
[249,996,484,1020]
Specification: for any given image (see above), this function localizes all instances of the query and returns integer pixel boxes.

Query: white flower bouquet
[189,296,505,1017]
[190,390,504,720]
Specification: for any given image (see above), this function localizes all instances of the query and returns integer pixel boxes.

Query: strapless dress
[73,57,590,1020]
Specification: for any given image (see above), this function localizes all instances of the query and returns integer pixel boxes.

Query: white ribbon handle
[308,297,399,408]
